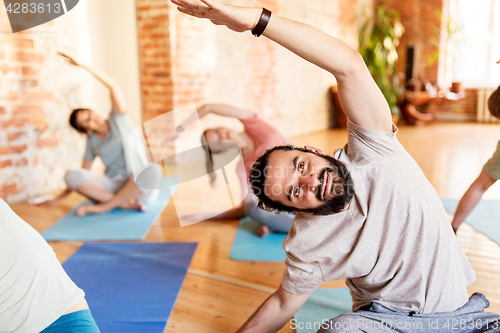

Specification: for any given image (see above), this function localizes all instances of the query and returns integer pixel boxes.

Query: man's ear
[304,145,325,156]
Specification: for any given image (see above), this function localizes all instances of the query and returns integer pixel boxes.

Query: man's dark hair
[249,145,354,215]
[488,85,500,119]
[69,108,89,134]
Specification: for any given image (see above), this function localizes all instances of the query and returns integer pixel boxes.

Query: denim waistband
[365,293,489,318]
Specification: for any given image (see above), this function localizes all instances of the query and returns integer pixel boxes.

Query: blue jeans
[317,293,500,332]
[41,310,100,333]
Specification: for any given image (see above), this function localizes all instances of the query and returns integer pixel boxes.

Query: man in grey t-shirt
[172,0,500,332]
[277,119,476,313]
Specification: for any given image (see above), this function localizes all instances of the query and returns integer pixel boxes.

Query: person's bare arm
[58,52,127,115]
[236,286,309,333]
[182,103,255,129]
[171,0,392,131]
[82,159,93,170]
[203,104,255,119]
[163,104,255,144]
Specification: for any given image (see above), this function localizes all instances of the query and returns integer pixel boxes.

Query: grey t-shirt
[84,110,128,179]
[281,120,476,314]
[0,199,84,332]
[483,140,500,180]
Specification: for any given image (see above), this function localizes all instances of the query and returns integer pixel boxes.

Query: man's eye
[294,187,300,197]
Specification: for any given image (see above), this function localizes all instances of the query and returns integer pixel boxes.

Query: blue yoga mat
[42,178,178,241]
[294,288,352,333]
[442,198,500,245]
[63,242,197,333]
[229,218,287,262]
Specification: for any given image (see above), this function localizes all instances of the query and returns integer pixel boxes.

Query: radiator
[477,88,499,123]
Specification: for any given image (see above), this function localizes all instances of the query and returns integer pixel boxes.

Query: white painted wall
[85,0,142,127]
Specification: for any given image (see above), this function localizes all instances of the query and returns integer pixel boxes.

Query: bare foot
[258,224,270,238]
[76,203,110,217]
[119,199,146,212]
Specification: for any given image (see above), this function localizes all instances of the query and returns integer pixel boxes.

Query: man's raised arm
[172,0,393,131]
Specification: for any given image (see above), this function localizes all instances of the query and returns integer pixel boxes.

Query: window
[452,0,500,87]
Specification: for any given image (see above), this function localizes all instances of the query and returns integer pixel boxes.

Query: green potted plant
[358,4,405,122]
[428,11,463,65]
[428,11,464,93]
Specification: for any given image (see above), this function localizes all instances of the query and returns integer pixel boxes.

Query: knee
[64,169,85,191]
[136,163,162,189]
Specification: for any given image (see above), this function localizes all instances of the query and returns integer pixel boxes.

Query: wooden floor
[11,122,500,332]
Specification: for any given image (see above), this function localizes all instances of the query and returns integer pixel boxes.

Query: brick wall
[137,0,174,121]
[136,0,175,161]
[136,0,371,158]
[0,1,90,203]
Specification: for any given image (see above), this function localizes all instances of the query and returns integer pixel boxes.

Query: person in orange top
[163,104,294,236]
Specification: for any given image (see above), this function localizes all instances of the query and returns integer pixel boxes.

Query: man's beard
[296,154,354,215]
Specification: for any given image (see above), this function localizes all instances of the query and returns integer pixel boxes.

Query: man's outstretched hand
[171,0,261,33]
